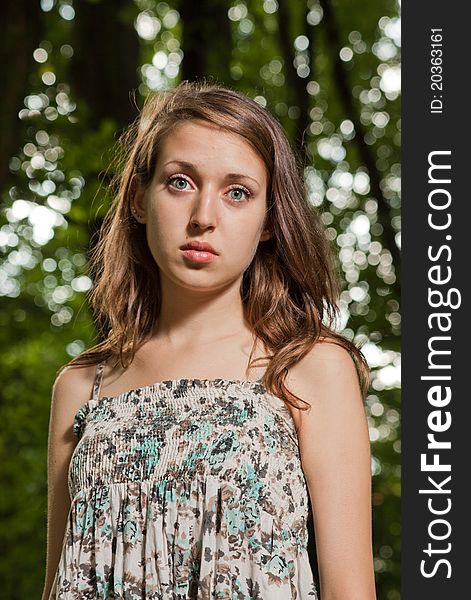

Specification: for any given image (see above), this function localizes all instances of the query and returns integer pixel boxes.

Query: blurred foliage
[0,0,400,598]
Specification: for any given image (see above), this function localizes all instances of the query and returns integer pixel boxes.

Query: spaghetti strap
[92,361,106,402]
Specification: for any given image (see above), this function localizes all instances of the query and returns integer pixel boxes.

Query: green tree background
[0,0,401,597]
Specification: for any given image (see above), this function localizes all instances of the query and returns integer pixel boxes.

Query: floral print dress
[49,361,319,599]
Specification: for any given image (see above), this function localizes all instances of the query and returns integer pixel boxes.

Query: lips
[180,241,219,255]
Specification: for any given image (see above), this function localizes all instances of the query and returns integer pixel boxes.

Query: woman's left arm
[287,341,377,600]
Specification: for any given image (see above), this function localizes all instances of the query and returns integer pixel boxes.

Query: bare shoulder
[312,337,356,367]
[288,340,375,597]
[53,362,97,399]
[51,362,98,425]
[285,337,363,429]
[287,336,361,395]
[43,362,98,599]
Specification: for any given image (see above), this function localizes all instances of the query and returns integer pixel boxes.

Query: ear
[259,228,272,242]
[132,184,147,224]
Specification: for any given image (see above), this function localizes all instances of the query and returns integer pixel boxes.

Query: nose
[189,186,217,230]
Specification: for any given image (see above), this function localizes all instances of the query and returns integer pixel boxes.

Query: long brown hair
[60,79,370,409]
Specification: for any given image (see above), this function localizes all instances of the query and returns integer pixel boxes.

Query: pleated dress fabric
[49,361,319,599]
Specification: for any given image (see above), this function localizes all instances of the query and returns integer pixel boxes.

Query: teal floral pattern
[49,377,319,599]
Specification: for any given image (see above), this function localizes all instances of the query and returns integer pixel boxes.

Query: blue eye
[228,186,251,202]
[168,176,189,190]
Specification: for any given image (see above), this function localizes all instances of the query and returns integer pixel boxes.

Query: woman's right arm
[41,365,94,600]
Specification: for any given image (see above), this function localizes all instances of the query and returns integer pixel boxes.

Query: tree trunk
[277,0,311,166]
[178,0,232,85]
[0,0,43,195]
[70,0,141,129]
[319,0,401,293]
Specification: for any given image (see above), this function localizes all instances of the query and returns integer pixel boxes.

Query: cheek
[224,220,265,265]
[146,202,181,246]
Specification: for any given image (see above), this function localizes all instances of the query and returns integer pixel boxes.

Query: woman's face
[134,119,270,293]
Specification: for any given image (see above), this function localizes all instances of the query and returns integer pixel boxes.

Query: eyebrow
[163,160,261,187]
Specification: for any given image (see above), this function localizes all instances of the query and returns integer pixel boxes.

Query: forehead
[157,120,267,180]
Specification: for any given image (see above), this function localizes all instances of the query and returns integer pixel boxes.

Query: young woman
[42,80,376,599]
